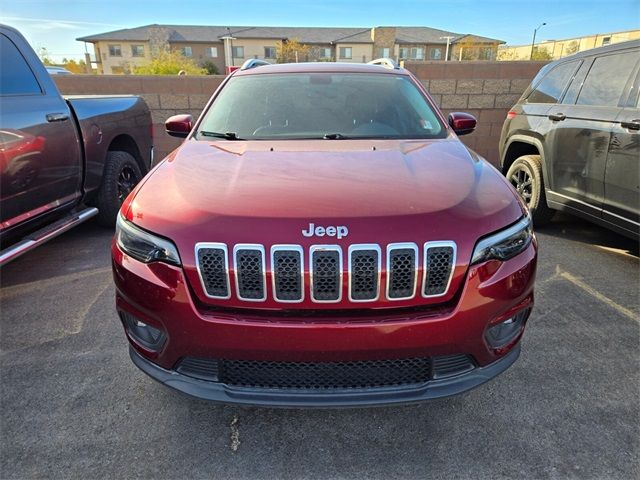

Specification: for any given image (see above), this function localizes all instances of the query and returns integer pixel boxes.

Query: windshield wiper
[323,133,349,140]
[199,131,244,140]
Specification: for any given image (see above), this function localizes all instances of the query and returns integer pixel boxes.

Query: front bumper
[112,239,536,406]
[130,343,521,407]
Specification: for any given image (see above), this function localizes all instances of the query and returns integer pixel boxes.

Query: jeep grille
[195,242,456,304]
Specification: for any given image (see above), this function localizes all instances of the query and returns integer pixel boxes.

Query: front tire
[94,151,142,227]
[506,154,555,226]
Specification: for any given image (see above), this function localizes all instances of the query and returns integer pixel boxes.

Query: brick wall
[405,61,548,162]
[54,60,548,165]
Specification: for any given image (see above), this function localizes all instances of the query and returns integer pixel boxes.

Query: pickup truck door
[0,31,82,230]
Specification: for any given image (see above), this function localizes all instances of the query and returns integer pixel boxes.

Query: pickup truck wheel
[506,154,555,226]
[95,151,142,226]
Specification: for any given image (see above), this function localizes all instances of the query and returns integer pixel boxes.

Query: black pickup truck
[0,24,152,265]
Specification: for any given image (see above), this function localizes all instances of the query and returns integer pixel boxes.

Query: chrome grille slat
[422,241,456,298]
[271,245,304,302]
[348,244,381,302]
[195,243,231,299]
[234,244,266,301]
[310,245,342,303]
[386,243,419,300]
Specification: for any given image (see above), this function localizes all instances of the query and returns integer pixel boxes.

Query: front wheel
[94,151,142,227]
[506,154,555,226]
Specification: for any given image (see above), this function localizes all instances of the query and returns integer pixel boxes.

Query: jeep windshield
[196,72,446,140]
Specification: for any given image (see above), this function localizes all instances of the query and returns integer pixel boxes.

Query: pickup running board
[0,207,98,267]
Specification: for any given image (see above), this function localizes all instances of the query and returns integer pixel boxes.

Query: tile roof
[77,24,503,45]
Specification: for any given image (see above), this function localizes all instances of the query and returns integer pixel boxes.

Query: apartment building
[77,24,504,74]
[497,29,640,60]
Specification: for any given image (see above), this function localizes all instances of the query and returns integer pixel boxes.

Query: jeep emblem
[302,223,349,239]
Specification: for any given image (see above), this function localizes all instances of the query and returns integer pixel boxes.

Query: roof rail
[367,58,400,70]
[240,59,271,71]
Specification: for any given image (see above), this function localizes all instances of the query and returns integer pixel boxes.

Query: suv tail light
[507,111,517,119]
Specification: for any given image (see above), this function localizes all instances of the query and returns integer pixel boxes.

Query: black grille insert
[388,246,417,299]
[312,249,341,302]
[177,357,219,381]
[350,248,379,301]
[197,246,229,298]
[273,249,303,301]
[424,245,455,296]
[220,357,432,389]
[235,248,265,300]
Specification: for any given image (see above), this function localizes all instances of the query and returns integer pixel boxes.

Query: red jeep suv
[112,60,537,407]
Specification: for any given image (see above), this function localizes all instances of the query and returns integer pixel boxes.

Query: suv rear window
[576,50,640,106]
[527,60,580,104]
[197,72,445,140]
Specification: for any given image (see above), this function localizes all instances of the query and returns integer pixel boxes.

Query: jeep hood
[126,137,523,282]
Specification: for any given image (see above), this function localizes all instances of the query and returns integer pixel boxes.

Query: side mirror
[448,112,477,136]
[165,114,193,138]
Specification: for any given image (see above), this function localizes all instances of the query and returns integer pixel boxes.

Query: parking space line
[555,265,638,322]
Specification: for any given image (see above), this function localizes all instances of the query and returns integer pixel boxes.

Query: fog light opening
[485,309,530,351]
[120,311,166,351]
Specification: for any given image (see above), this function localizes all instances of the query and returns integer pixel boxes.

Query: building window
[339,47,352,59]
[179,46,192,57]
[232,46,244,59]
[131,45,145,57]
[430,48,442,60]
[602,36,611,46]
[108,45,122,57]
[264,46,276,59]
[206,46,218,58]
[410,47,424,60]
[319,47,332,59]
[379,47,390,58]
[479,47,492,60]
[399,47,409,59]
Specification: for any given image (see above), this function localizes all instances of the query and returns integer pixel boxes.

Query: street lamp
[530,22,546,60]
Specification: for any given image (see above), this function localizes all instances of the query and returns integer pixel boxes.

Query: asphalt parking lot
[0,214,638,479]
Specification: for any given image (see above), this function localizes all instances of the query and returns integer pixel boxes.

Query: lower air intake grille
[273,249,303,301]
[311,249,341,302]
[176,357,219,381]
[197,246,229,298]
[387,246,417,299]
[219,357,432,389]
[424,245,455,296]
[432,354,475,378]
[235,247,265,300]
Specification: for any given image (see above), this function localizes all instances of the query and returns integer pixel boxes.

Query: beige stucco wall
[169,42,225,72]
[94,40,152,74]
[498,29,640,60]
[335,43,373,63]
[225,38,279,66]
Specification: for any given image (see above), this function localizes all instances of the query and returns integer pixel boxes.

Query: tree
[531,46,553,61]
[61,58,89,74]
[275,38,310,63]
[564,40,579,56]
[37,47,53,65]
[453,38,479,61]
[133,50,206,75]
[200,60,219,75]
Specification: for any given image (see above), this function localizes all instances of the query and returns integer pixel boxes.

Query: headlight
[471,215,533,265]
[116,215,181,266]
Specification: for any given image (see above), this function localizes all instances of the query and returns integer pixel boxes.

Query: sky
[2,0,639,61]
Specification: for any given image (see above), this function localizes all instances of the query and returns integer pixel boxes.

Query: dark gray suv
[499,40,639,238]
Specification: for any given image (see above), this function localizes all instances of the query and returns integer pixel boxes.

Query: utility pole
[440,37,456,62]
[530,22,546,60]
[440,36,455,61]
